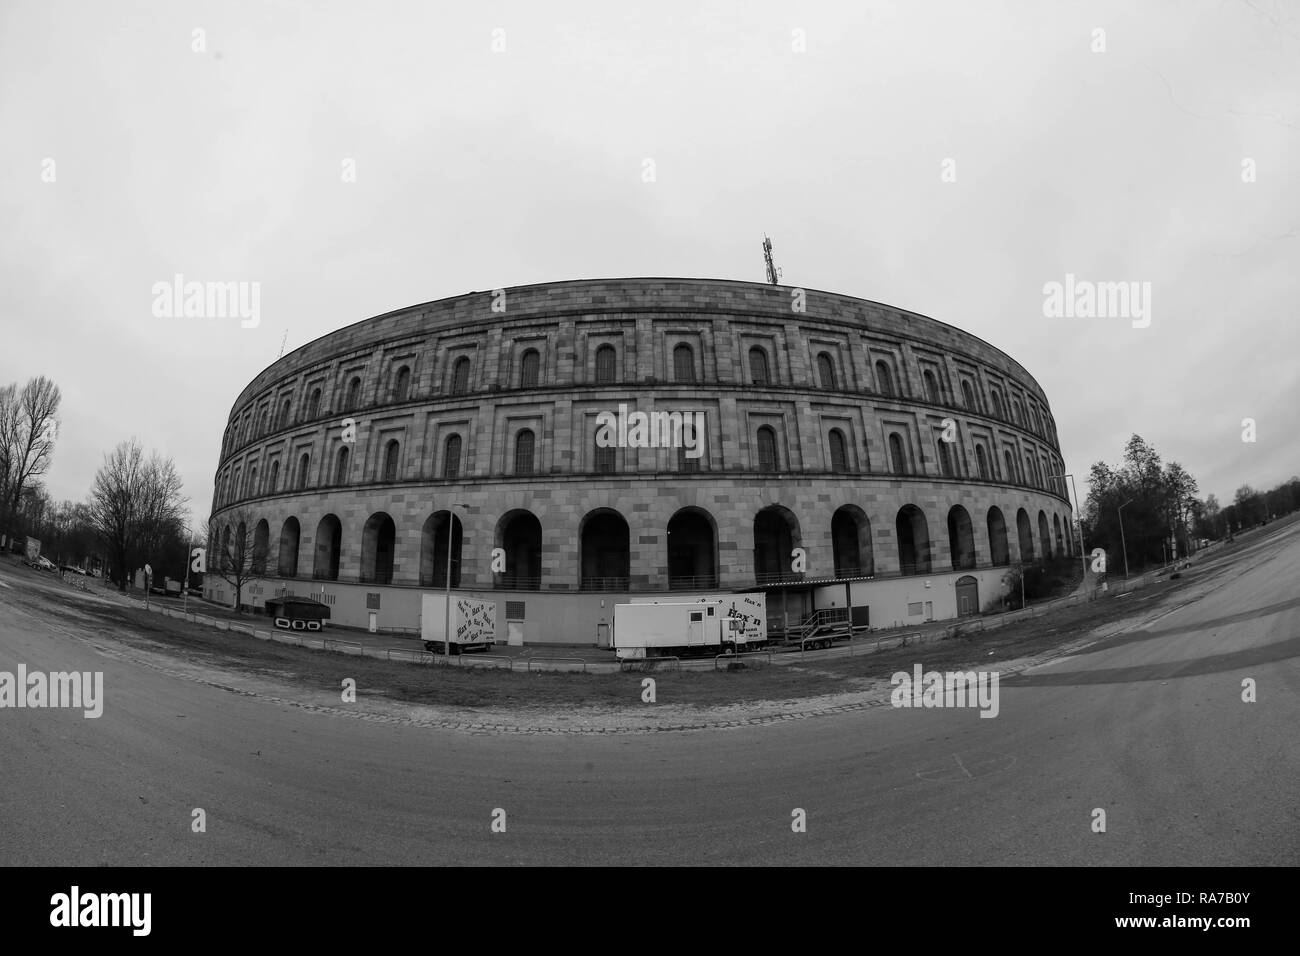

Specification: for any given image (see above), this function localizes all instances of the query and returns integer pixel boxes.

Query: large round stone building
[205,278,1074,644]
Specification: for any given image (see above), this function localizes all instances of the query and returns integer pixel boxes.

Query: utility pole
[182,528,194,614]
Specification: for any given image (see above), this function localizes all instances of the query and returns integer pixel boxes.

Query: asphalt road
[1,522,1297,865]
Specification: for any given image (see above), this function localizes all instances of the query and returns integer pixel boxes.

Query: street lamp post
[1048,472,1087,582]
[444,504,466,657]
[1118,499,1133,579]
[182,528,194,614]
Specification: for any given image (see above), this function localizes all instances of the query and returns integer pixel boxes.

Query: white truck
[421,594,497,654]
[612,600,749,659]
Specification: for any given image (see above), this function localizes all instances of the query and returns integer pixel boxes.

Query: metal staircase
[786,607,853,648]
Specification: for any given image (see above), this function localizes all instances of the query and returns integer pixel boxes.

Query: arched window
[306,387,321,420]
[817,353,836,389]
[393,366,411,402]
[937,439,954,477]
[247,466,258,496]
[1004,450,1016,483]
[268,460,279,493]
[595,345,617,383]
[756,426,778,471]
[975,444,990,479]
[383,441,400,482]
[889,432,907,475]
[990,390,1004,420]
[345,376,362,411]
[594,434,616,474]
[520,349,540,388]
[258,409,268,435]
[514,429,535,475]
[749,346,770,386]
[961,380,977,411]
[828,429,848,472]
[252,520,269,574]
[923,369,940,404]
[443,434,462,480]
[451,357,471,395]
[673,343,695,382]
[278,397,291,429]
[334,446,350,485]
[875,360,895,397]
[297,453,310,489]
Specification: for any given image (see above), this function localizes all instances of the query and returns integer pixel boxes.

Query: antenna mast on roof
[762,234,782,285]
[277,329,287,360]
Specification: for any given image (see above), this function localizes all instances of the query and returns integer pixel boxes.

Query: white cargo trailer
[421,594,497,654]
[630,591,767,648]
[612,601,745,659]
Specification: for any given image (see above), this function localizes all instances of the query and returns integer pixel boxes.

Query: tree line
[0,374,193,589]
[1082,434,1299,572]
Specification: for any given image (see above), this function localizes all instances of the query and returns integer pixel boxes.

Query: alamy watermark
[151,273,260,328]
[0,666,103,718]
[595,404,705,458]
[890,664,1000,718]
[1042,273,1151,328]
[50,886,150,936]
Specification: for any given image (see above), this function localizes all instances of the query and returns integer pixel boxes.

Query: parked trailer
[421,594,497,654]
[612,601,746,659]
[265,596,331,631]
[630,591,768,648]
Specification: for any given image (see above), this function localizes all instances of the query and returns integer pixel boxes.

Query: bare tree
[87,439,188,590]
[202,507,266,611]
[0,376,62,530]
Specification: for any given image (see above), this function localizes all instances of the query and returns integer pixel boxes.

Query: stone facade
[206,278,1073,642]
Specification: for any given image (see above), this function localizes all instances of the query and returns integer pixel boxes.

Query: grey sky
[2,0,1296,525]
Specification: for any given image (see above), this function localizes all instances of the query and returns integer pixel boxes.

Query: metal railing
[580,576,630,591]
[667,574,719,590]
[753,570,806,585]
[714,650,772,669]
[418,575,461,588]
[496,575,541,590]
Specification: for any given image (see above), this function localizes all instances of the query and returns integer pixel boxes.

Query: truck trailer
[629,591,768,648]
[612,600,747,659]
[421,594,497,654]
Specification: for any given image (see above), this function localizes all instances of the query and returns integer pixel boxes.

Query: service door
[687,610,704,646]
[955,576,979,617]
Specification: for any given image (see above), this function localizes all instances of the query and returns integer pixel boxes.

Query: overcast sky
[3,0,1296,525]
